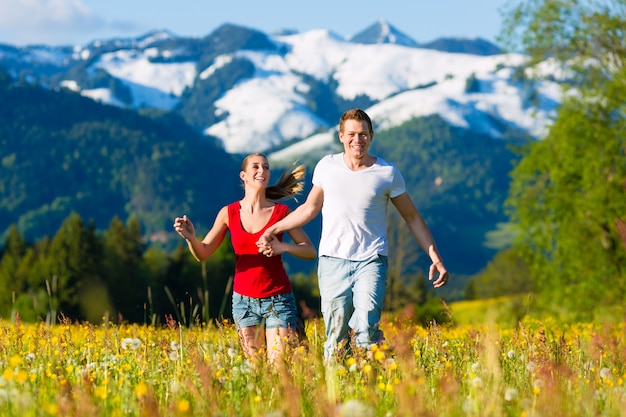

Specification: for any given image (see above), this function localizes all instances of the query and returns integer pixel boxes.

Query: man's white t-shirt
[312,153,407,261]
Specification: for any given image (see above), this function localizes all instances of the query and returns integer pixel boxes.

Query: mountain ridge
[0,21,566,276]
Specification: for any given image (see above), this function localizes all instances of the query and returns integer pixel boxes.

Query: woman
[173,153,316,364]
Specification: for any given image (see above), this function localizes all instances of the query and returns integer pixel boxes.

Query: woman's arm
[173,207,228,262]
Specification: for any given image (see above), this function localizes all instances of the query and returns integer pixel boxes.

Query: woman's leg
[238,325,265,360]
[265,327,298,364]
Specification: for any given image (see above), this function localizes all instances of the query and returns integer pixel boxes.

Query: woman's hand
[256,238,283,257]
[173,215,195,240]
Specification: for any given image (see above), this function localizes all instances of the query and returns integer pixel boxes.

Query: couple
[174,108,449,364]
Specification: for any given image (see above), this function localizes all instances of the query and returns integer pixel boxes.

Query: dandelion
[472,377,484,388]
[135,381,148,397]
[337,399,374,417]
[533,378,543,394]
[8,355,22,368]
[386,359,398,371]
[169,350,180,361]
[471,362,480,373]
[44,403,59,415]
[526,361,537,373]
[462,396,477,414]
[2,369,13,382]
[121,338,142,351]
[600,367,611,379]
[170,341,180,351]
[94,386,108,400]
[177,399,190,413]
[16,370,28,384]
[594,389,607,402]
[504,387,519,401]
[507,350,515,359]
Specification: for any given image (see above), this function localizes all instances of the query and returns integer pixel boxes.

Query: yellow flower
[2,368,14,382]
[177,399,190,413]
[44,403,59,415]
[135,381,148,397]
[16,370,28,383]
[94,386,108,400]
[9,355,22,367]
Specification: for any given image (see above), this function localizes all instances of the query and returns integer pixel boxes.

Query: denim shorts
[232,291,297,330]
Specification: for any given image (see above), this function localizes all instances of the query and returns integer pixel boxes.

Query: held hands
[429,261,449,288]
[173,215,195,240]
[256,231,279,257]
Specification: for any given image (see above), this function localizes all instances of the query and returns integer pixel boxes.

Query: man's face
[339,119,373,158]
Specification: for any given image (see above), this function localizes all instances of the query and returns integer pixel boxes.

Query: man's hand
[430,261,449,288]
[257,230,276,255]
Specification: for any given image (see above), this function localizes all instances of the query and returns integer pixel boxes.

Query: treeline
[0,210,458,325]
[0,213,242,325]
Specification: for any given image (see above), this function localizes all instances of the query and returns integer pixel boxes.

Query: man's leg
[317,256,353,361]
[351,255,388,350]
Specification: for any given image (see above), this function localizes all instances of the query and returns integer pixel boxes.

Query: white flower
[504,387,519,401]
[526,361,537,373]
[121,338,142,350]
[170,341,180,351]
[462,396,477,414]
[227,348,237,358]
[24,353,36,363]
[600,367,611,379]
[595,389,607,402]
[471,362,480,373]
[337,399,374,417]
[507,350,516,359]
[168,350,180,361]
[472,377,484,388]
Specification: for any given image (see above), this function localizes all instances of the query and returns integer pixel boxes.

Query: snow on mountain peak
[9,23,562,157]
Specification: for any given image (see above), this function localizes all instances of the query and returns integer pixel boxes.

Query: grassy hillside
[0,74,242,243]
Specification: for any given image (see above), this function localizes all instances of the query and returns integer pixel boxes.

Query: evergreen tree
[0,225,27,316]
[46,213,104,320]
[102,215,149,323]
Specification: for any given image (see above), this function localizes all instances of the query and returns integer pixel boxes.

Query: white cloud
[0,0,104,45]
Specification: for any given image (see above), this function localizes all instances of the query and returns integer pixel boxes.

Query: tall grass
[0,315,624,416]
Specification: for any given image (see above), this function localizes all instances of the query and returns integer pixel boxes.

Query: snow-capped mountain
[348,19,418,47]
[0,20,563,156]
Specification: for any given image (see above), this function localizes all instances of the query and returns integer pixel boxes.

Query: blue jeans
[317,254,388,360]
[232,291,297,330]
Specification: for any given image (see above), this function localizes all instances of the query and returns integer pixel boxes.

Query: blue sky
[0,0,511,47]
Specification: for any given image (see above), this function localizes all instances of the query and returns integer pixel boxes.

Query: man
[258,108,449,361]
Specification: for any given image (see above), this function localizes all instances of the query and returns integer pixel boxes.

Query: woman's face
[240,155,270,188]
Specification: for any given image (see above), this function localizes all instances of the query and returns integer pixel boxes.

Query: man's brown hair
[339,108,373,134]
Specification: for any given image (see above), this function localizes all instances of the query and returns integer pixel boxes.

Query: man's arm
[259,185,324,244]
[391,192,449,288]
